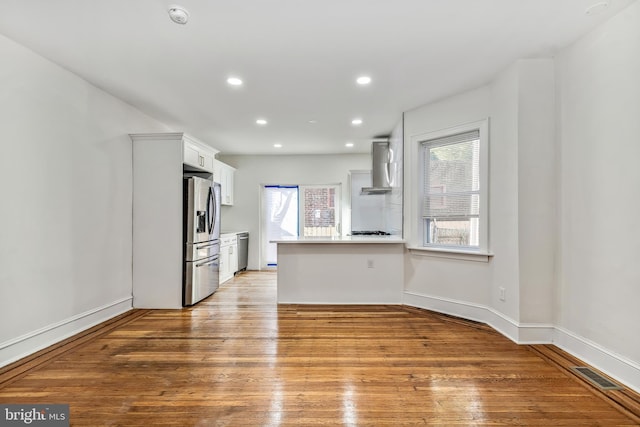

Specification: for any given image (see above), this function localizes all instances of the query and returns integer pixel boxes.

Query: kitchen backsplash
[349,117,404,236]
[384,117,404,235]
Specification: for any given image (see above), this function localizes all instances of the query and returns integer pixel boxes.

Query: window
[261,184,341,267]
[418,120,488,252]
[301,185,340,237]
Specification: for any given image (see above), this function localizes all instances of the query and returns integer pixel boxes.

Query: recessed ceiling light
[168,6,190,25]
[351,118,363,126]
[227,77,243,86]
[308,120,318,124]
[345,142,354,148]
[356,76,372,85]
[256,119,268,125]
[274,143,282,148]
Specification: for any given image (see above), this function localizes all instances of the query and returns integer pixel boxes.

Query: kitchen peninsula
[272,235,405,304]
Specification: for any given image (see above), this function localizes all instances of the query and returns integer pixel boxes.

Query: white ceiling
[0,0,634,154]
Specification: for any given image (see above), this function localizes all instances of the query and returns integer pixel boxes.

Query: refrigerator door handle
[196,257,219,268]
[207,186,216,234]
[196,242,218,250]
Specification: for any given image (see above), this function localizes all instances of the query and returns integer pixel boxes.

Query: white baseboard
[403,291,554,344]
[403,291,489,324]
[403,291,639,393]
[3,292,638,395]
[0,297,133,368]
[554,326,640,394]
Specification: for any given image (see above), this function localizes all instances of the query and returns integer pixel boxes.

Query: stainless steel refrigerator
[183,176,221,306]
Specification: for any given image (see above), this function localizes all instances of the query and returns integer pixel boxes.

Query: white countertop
[221,231,248,238]
[270,235,405,244]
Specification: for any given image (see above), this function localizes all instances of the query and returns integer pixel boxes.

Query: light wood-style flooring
[1,271,638,426]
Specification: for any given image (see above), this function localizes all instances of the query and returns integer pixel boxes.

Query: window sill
[407,246,493,262]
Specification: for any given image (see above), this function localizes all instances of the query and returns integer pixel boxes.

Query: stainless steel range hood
[361,139,393,194]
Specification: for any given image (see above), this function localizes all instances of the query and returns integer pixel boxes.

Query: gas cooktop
[350,231,391,236]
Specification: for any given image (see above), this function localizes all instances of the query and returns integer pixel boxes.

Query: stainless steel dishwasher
[237,232,249,272]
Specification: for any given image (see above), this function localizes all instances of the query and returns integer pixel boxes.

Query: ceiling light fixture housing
[256,119,268,125]
[351,118,363,126]
[356,76,372,85]
[168,6,190,25]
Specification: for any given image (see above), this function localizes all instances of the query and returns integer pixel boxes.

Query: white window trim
[408,118,490,260]
[406,245,493,262]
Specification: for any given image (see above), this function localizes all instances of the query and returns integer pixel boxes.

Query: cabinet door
[201,152,214,172]
[221,166,234,205]
[184,140,215,172]
[226,168,234,205]
[183,142,200,168]
[230,243,238,273]
[219,245,230,283]
[213,160,222,184]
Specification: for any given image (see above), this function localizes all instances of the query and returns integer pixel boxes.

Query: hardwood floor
[1,271,638,426]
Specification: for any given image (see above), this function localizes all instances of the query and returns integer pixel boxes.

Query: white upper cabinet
[221,164,234,205]
[182,135,217,172]
[214,159,235,205]
[183,142,200,167]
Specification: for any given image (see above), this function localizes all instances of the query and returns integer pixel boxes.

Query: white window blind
[422,130,480,247]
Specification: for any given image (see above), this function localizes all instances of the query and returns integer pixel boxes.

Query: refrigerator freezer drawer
[185,240,220,262]
[184,255,219,306]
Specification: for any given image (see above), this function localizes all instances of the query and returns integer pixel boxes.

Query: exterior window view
[1,1,639,425]
[302,186,339,237]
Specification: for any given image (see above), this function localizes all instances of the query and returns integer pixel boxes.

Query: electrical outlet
[499,287,506,301]
[367,259,374,268]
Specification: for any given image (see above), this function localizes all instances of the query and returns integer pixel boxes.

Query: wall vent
[570,366,623,390]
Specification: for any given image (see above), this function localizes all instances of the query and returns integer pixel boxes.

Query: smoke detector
[168,6,190,24]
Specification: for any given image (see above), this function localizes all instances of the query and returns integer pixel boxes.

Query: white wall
[516,59,556,325]
[0,34,169,366]
[488,59,557,326]
[403,59,557,340]
[404,86,494,311]
[403,2,640,391]
[555,1,640,381]
[487,65,521,322]
[218,154,371,270]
